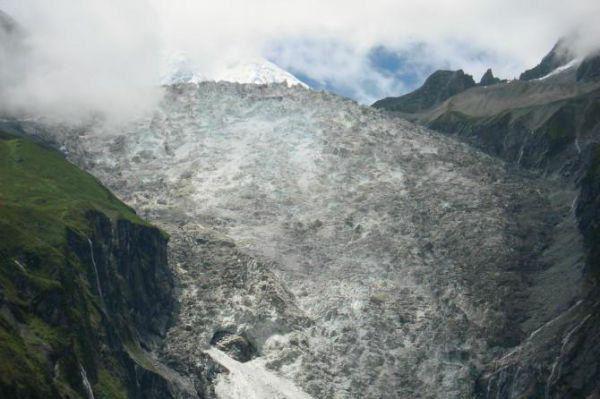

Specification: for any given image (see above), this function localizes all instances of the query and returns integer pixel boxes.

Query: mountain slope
[372,38,600,398]
[0,130,193,398]
[26,82,587,398]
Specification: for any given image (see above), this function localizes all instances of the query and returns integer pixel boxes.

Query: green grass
[95,368,128,399]
[0,321,55,398]
[0,133,144,243]
[0,131,156,397]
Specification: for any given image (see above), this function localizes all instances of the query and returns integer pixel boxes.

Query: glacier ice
[42,82,570,398]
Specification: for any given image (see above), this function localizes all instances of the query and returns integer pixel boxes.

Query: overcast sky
[1,0,599,117]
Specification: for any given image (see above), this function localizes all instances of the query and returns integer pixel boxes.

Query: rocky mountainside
[373,38,600,398]
[0,129,199,398]
[14,81,588,398]
[519,37,577,81]
[372,69,476,113]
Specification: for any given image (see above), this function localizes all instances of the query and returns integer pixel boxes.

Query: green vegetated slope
[0,131,174,398]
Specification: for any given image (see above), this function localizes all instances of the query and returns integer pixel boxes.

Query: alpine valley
[1,8,600,399]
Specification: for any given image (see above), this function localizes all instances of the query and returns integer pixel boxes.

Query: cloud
[264,38,410,104]
[0,0,599,115]
[0,0,162,121]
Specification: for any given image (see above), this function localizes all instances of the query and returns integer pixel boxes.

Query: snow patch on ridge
[536,58,581,81]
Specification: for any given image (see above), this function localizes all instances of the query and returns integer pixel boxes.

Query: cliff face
[0,131,190,398]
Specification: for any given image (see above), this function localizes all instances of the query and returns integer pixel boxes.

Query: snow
[160,52,207,85]
[214,58,308,88]
[207,348,312,399]
[161,54,307,88]
[536,58,581,81]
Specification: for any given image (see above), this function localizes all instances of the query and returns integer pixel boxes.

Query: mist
[0,0,162,122]
[0,0,599,118]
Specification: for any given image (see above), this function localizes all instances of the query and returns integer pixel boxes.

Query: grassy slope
[0,131,148,398]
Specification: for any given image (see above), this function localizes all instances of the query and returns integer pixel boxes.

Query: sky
[0,0,599,119]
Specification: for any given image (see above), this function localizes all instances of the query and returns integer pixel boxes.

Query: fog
[0,0,599,119]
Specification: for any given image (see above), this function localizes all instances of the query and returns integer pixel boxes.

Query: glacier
[37,82,578,398]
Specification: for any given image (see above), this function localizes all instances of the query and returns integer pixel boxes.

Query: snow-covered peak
[214,58,308,88]
[161,54,307,88]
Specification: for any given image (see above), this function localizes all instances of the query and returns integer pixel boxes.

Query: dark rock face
[211,331,257,362]
[577,53,600,82]
[479,68,501,86]
[428,89,600,173]
[0,132,194,398]
[69,211,174,346]
[520,37,576,80]
[577,144,600,273]
[0,211,184,399]
[372,69,476,112]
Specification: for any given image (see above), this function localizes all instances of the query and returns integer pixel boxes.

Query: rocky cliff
[0,130,194,398]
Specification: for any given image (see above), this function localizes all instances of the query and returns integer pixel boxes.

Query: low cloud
[0,0,599,116]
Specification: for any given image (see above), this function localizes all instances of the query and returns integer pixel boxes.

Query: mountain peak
[519,37,578,81]
[479,68,501,86]
[214,58,308,88]
[161,54,307,88]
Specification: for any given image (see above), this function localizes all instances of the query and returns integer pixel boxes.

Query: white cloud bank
[0,0,599,116]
